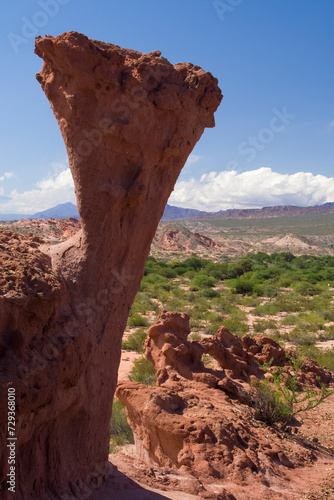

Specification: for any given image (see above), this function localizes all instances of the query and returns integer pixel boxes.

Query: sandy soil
[117,350,142,382]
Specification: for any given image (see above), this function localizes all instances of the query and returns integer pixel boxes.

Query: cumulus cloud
[1,166,333,215]
[168,167,334,211]
[0,168,75,214]
[185,154,202,166]
[0,172,14,182]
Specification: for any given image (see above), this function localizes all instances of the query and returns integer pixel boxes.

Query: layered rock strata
[0,32,222,499]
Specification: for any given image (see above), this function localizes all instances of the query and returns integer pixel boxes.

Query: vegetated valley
[116,215,334,460]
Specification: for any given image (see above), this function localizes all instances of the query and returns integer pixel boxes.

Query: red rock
[0,32,222,499]
[117,310,334,498]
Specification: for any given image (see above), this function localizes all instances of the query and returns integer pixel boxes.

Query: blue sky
[0,0,333,213]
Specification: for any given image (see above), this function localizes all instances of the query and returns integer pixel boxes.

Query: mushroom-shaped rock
[0,32,222,499]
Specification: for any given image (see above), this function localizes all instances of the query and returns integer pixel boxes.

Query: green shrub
[189,331,202,341]
[282,328,316,346]
[292,281,322,296]
[228,258,253,278]
[318,327,334,341]
[173,266,190,276]
[109,398,134,452]
[253,319,278,333]
[223,318,249,336]
[251,355,334,427]
[182,257,206,271]
[201,288,220,298]
[128,314,148,327]
[254,303,279,316]
[129,357,157,385]
[251,267,281,283]
[263,287,280,299]
[233,279,254,296]
[275,294,304,313]
[205,262,229,280]
[281,314,301,326]
[122,329,147,353]
[189,274,216,290]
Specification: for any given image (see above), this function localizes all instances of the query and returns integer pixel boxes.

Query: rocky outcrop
[0,32,222,499]
[117,311,334,498]
[151,224,222,257]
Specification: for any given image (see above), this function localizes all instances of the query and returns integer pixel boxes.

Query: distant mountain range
[162,203,334,220]
[0,201,334,222]
[162,204,210,219]
[202,203,334,220]
[0,202,79,221]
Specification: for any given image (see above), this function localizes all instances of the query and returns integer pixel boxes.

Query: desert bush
[254,303,279,316]
[130,292,157,315]
[223,318,249,336]
[202,288,220,298]
[122,329,147,353]
[251,266,281,283]
[109,398,134,452]
[205,262,229,280]
[251,355,334,427]
[282,328,316,346]
[233,279,254,296]
[128,313,148,327]
[203,322,223,336]
[182,257,207,271]
[253,319,278,333]
[276,272,295,287]
[281,314,300,326]
[274,293,305,313]
[282,312,325,333]
[318,326,334,341]
[129,357,157,385]
[292,281,322,296]
[189,274,216,291]
[233,295,262,307]
[272,251,295,264]
[140,273,172,292]
[189,331,202,341]
[171,266,187,275]
[155,267,177,279]
[263,286,280,299]
[228,258,253,278]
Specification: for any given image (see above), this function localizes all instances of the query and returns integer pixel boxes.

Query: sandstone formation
[151,224,222,256]
[117,310,334,499]
[0,32,222,499]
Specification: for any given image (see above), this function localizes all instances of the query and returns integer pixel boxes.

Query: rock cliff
[0,32,222,499]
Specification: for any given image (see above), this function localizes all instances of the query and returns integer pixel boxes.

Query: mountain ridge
[0,201,334,222]
[0,202,79,221]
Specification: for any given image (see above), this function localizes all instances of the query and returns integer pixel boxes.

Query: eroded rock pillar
[0,31,222,499]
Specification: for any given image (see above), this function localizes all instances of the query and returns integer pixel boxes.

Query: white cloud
[0,171,14,182]
[328,120,334,131]
[0,168,75,214]
[1,165,333,215]
[185,154,202,166]
[169,167,334,211]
